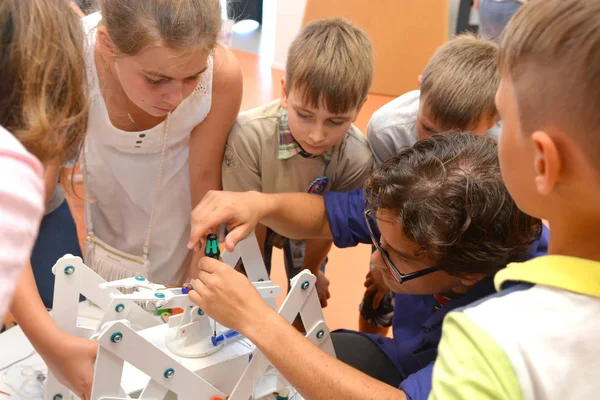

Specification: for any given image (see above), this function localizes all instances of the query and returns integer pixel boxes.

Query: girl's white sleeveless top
[81,13,214,284]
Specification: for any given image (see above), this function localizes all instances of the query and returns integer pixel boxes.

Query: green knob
[205,234,220,259]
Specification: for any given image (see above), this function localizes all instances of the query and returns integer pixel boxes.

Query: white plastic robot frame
[45,232,335,400]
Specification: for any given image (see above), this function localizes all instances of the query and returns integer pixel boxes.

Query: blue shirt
[323,190,550,400]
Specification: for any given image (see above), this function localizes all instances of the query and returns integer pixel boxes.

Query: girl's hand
[41,335,97,400]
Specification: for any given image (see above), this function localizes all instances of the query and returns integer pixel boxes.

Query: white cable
[0,349,37,372]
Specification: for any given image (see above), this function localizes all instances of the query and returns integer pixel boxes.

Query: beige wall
[302,0,449,97]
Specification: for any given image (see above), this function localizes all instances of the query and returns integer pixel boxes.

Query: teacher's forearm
[260,193,332,241]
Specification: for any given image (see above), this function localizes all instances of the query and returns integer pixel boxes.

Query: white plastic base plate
[165,327,224,358]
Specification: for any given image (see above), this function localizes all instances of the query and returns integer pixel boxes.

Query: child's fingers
[373,291,385,309]
[365,283,376,295]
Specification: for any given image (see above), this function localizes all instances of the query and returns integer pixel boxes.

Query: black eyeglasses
[363,209,441,283]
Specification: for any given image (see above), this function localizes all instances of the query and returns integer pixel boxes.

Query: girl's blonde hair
[0,0,88,165]
[98,0,222,56]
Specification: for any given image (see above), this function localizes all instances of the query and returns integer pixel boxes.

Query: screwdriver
[205,233,220,338]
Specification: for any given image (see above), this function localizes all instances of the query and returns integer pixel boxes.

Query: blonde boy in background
[361,34,502,335]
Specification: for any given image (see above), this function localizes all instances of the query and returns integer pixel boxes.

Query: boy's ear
[280,79,288,108]
[97,26,117,64]
[531,131,560,195]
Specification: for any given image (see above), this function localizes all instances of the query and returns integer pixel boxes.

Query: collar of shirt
[497,255,600,298]
[420,277,496,329]
[433,293,452,311]
[278,109,333,161]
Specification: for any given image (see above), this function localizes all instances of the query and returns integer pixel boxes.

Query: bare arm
[262,193,331,240]
[189,47,242,210]
[187,47,242,277]
[10,264,97,399]
[189,191,332,252]
[302,238,332,306]
[250,311,407,400]
[44,164,59,207]
[302,239,333,275]
[10,264,64,353]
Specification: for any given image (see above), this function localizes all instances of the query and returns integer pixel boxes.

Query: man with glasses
[187,132,549,400]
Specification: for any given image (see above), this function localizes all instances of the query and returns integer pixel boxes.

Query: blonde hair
[420,33,499,130]
[98,0,222,56]
[0,0,88,165]
[500,0,600,164]
[286,18,374,115]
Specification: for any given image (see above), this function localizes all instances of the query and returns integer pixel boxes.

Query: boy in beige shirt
[222,19,374,311]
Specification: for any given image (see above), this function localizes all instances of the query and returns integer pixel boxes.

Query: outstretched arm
[186,47,242,279]
[188,190,331,252]
[11,264,97,400]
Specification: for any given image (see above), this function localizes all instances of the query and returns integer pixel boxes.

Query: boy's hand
[41,335,97,400]
[188,190,269,252]
[316,270,331,308]
[188,257,273,333]
[364,267,391,309]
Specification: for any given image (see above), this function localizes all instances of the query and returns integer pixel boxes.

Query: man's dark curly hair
[363,131,541,278]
